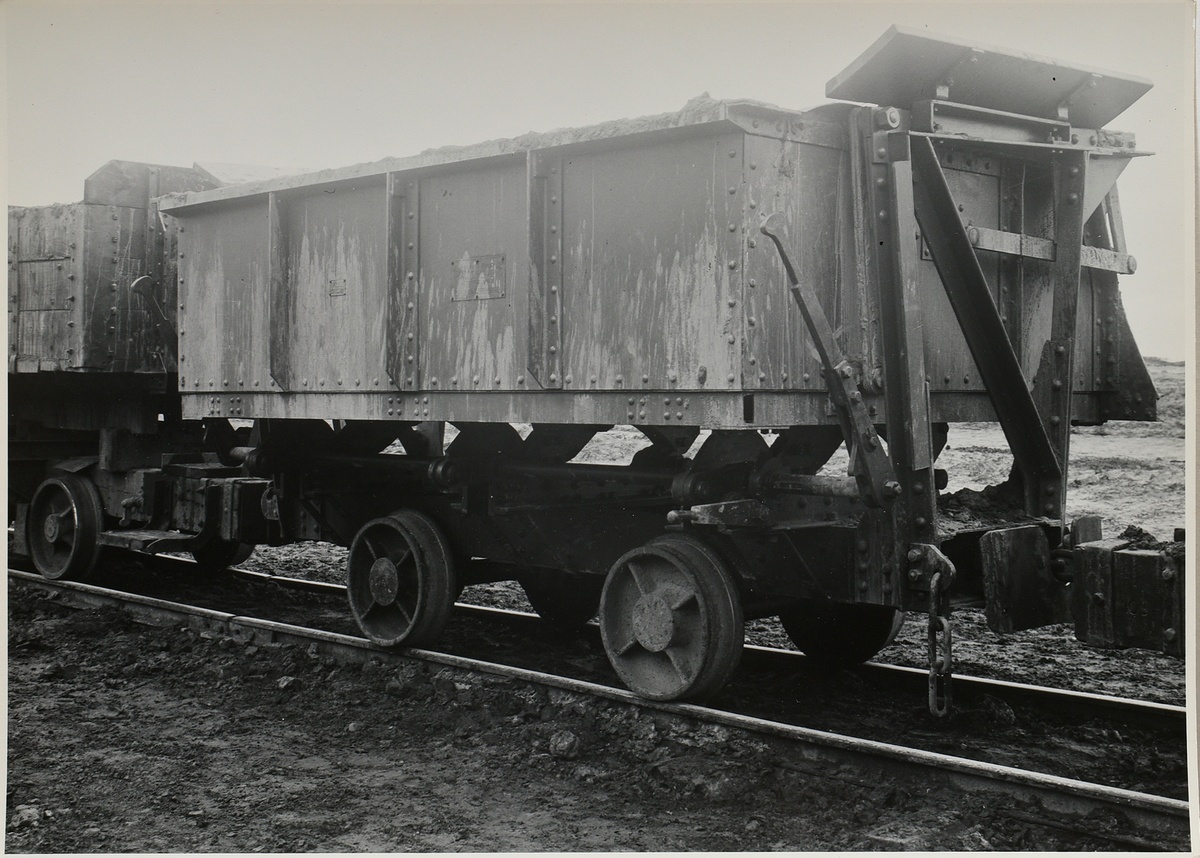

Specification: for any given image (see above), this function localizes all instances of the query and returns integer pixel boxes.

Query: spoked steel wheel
[779,600,905,667]
[347,510,458,647]
[28,474,104,581]
[600,533,743,701]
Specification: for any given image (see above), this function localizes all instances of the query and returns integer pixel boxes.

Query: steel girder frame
[907,134,1089,524]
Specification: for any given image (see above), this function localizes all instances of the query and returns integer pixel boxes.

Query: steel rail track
[10,568,1190,844]
[14,550,1185,730]
[223,564,1186,732]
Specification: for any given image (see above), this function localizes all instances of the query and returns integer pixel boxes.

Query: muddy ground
[7,362,1188,851]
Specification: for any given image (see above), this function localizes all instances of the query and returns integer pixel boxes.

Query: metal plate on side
[452,253,506,301]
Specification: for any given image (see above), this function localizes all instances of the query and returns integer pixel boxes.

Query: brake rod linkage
[759,213,899,508]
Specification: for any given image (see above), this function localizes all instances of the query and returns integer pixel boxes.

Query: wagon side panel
[743,135,844,393]
[281,182,388,393]
[177,202,271,400]
[418,161,527,392]
[10,206,83,373]
[558,131,743,393]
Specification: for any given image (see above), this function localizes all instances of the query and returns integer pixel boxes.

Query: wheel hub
[632,592,678,652]
[42,514,61,544]
[369,557,400,604]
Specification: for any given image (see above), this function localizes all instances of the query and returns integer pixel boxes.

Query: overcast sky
[4,0,1193,360]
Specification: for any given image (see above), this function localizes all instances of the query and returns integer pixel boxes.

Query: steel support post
[1031,149,1088,523]
[267,191,294,390]
[387,172,421,391]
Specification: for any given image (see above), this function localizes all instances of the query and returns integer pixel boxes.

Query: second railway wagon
[10,27,1172,713]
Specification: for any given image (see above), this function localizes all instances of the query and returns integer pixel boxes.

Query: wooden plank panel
[13,205,78,261]
[16,260,74,311]
[17,307,71,364]
[10,206,82,371]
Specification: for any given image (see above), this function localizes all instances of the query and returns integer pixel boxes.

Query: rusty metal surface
[177,201,272,395]
[742,134,845,391]
[1073,541,1184,657]
[980,524,1071,632]
[420,162,525,391]
[162,62,1151,433]
[9,198,173,374]
[558,132,742,392]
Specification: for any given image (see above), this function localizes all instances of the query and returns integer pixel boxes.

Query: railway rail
[10,566,1189,849]
[227,561,1187,732]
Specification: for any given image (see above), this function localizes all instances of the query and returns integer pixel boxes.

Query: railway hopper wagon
[9,28,1177,713]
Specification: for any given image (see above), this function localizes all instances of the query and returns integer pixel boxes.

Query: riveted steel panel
[80,204,152,372]
[280,181,388,393]
[418,161,527,392]
[387,173,421,390]
[177,200,271,395]
[743,135,846,391]
[558,132,742,394]
[159,89,1148,432]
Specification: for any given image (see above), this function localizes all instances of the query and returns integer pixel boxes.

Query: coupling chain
[927,571,953,717]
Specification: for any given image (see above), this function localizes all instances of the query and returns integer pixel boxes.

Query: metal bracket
[905,542,956,592]
[933,47,984,100]
[759,213,898,508]
[666,499,774,529]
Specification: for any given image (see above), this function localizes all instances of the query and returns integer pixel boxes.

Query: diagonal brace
[909,136,1060,512]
